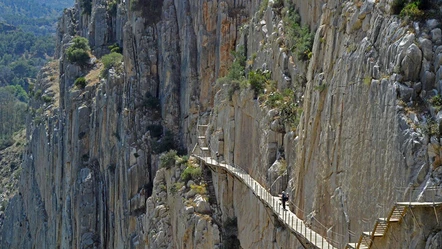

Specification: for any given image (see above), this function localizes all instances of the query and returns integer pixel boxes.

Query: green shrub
[227,46,246,81]
[400,1,424,19]
[171,182,185,195]
[257,0,269,19]
[176,155,189,165]
[190,183,207,195]
[159,150,177,169]
[248,70,270,98]
[42,95,52,103]
[66,37,90,66]
[264,88,302,131]
[430,94,442,107]
[181,165,202,183]
[108,43,122,53]
[227,80,241,101]
[393,0,437,19]
[34,89,42,98]
[100,52,123,78]
[74,77,87,89]
[283,7,314,61]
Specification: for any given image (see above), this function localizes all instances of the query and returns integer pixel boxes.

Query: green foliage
[227,80,241,101]
[159,150,177,169]
[74,77,87,89]
[1,85,28,102]
[283,7,314,61]
[108,43,122,53]
[181,165,202,183]
[400,1,424,19]
[176,155,189,165]
[0,30,54,89]
[257,0,269,19]
[278,159,287,175]
[0,0,72,35]
[430,94,442,109]
[42,95,52,103]
[223,46,248,100]
[227,46,247,81]
[264,89,302,131]
[0,138,14,150]
[0,87,27,145]
[66,37,90,66]
[363,76,372,86]
[392,0,438,19]
[248,70,271,98]
[100,52,123,78]
[420,119,441,137]
[170,182,184,195]
[190,183,207,195]
[34,89,42,98]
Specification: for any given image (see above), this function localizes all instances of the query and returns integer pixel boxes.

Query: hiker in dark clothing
[281,191,289,210]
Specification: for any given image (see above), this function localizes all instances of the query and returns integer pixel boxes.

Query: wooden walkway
[345,201,442,249]
[193,155,337,249]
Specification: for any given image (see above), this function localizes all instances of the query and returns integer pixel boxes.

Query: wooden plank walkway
[345,200,442,249]
[194,155,337,249]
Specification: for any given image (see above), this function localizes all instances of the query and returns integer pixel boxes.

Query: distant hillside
[0,0,73,146]
[0,0,73,35]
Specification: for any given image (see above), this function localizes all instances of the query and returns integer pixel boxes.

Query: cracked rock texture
[2,0,442,249]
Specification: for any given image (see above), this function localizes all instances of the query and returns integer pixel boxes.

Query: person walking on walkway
[281,191,289,210]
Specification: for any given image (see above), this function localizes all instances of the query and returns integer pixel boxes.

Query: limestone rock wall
[207,0,442,247]
[3,0,442,248]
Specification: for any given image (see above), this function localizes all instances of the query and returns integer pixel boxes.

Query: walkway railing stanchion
[194,155,338,249]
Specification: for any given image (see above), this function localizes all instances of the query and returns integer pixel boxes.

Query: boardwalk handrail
[193,155,337,249]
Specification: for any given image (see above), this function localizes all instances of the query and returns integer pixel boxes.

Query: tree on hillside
[0,87,27,149]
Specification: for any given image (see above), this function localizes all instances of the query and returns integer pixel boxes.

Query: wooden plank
[363,232,383,237]
[345,243,358,249]
[396,202,442,206]
[193,154,337,249]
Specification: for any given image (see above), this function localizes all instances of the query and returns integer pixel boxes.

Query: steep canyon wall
[2,0,442,248]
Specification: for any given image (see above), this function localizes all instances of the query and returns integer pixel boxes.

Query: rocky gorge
[2,0,442,248]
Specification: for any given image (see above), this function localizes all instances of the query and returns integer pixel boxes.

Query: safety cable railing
[345,185,442,249]
[193,154,338,249]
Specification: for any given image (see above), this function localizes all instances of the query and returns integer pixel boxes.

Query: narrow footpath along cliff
[2,0,442,248]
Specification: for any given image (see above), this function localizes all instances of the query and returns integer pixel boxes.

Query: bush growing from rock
[74,77,87,89]
[159,150,177,169]
[181,165,202,183]
[100,52,123,78]
[66,36,90,66]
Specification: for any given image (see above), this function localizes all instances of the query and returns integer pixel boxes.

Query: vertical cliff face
[3,0,442,248]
